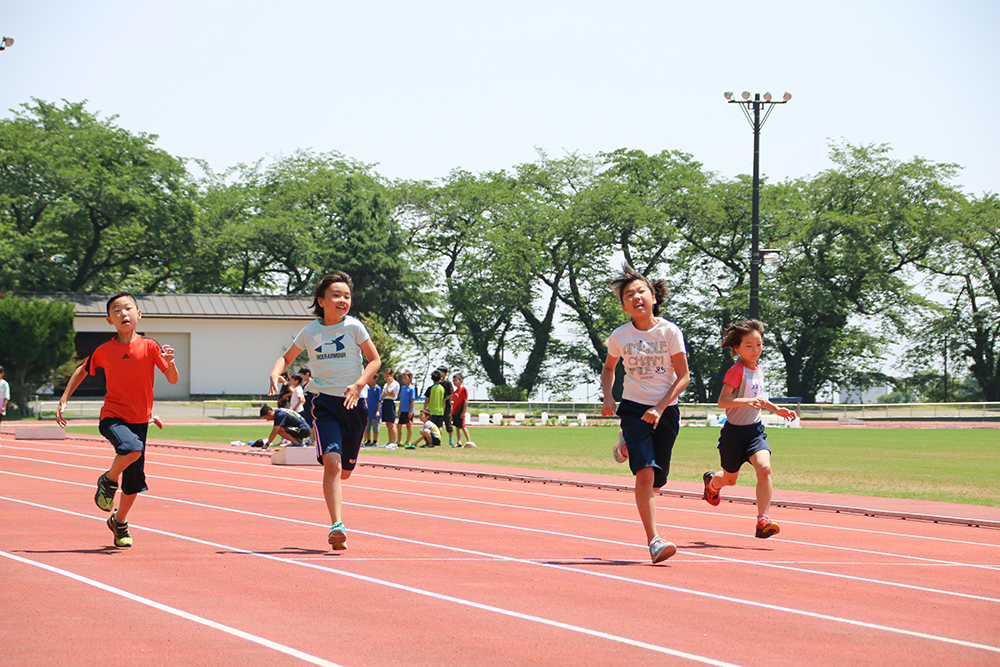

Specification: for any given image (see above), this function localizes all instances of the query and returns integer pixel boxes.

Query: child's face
[290,377,301,386]
[401,374,412,385]
[318,282,352,322]
[368,375,378,387]
[735,330,764,366]
[453,376,463,387]
[106,296,140,332]
[384,372,394,382]
[620,279,655,321]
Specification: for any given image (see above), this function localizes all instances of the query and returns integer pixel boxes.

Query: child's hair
[430,370,442,382]
[259,405,274,417]
[401,370,412,378]
[721,319,765,357]
[419,408,430,419]
[609,263,669,317]
[106,291,138,315]
[383,368,394,375]
[0,365,4,374]
[290,373,303,384]
[299,367,311,375]
[453,373,463,381]
[310,271,354,319]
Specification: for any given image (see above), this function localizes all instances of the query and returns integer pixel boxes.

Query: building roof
[16,293,315,320]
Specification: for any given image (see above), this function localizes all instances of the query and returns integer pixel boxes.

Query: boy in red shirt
[57,292,179,547]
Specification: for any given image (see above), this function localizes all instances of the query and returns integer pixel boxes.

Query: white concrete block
[16,427,66,440]
[270,446,320,465]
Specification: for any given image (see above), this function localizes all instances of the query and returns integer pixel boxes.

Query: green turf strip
[65,424,999,507]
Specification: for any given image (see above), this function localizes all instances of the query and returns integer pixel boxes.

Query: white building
[45,293,315,399]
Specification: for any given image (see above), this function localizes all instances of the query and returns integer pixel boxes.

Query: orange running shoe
[755,515,780,539]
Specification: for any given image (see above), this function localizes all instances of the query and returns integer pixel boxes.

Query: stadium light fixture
[724,90,792,319]
[0,36,13,51]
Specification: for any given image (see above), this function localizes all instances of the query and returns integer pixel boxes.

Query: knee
[755,462,772,478]
[341,469,352,480]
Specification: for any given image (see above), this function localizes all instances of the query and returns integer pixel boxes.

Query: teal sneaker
[328,521,347,550]
[648,536,676,564]
[95,472,117,512]
[107,511,132,547]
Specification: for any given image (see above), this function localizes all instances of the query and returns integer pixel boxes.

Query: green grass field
[65,424,1000,507]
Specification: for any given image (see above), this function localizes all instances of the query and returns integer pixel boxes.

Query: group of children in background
[52,265,791,564]
[360,367,474,449]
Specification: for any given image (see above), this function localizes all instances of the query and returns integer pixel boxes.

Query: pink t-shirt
[723,362,767,426]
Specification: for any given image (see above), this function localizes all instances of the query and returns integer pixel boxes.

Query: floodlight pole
[726,91,789,320]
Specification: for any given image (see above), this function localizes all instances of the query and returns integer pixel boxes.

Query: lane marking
[0,549,344,667]
[1,499,748,667]
[4,490,1000,659]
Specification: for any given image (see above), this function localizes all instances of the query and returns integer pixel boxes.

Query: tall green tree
[0,99,197,292]
[191,151,433,337]
[918,193,1000,400]
[764,143,964,401]
[0,294,76,413]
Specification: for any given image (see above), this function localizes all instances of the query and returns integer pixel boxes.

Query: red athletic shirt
[86,336,168,424]
[451,386,467,415]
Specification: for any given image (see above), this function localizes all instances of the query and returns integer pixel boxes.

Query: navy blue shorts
[617,400,680,489]
[717,421,770,474]
[382,399,397,424]
[98,418,149,495]
[311,393,366,469]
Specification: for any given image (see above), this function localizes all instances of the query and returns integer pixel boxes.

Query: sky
[2,1,997,400]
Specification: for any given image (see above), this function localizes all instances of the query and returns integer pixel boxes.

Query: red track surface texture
[2,433,999,667]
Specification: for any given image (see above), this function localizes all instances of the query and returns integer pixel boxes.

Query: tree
[0,99,197,292]
[190,151,433,338]
[0,294,76,413]
[918,193,1000,400]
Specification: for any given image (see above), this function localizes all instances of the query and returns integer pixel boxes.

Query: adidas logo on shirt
[122,353,131,359]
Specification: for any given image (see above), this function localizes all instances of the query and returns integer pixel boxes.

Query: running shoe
[95,472,117,512]
[702,471,721,506]
[328,521,347,550]
[612,431,628,463]
[648,536,676,564]
[755,516,780,539]
[106,511,132,548]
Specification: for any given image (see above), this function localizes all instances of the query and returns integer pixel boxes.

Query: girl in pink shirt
[703,319,795,538]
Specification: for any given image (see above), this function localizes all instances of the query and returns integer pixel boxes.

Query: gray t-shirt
[292,316,371,396]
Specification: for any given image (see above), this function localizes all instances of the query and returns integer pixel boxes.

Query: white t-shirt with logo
[0,378,9,415]
[292,316,371,397]
[605,318,687,407]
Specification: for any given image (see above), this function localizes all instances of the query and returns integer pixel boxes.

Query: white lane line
[0,549,344,667]
[4,463,1000,602]
[4,490,1000,658]
[8,445,1000,554]
[1,499,748,667]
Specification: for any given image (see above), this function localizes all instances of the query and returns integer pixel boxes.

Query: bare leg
[116,492,137,522]
[634,467,658,543]
[750,450,773,516]
[321,453,344,525]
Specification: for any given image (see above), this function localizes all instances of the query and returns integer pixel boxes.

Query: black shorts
[397,411,412,425]
[382,399,397,424]
[311,393,366,469]
[98,418,149,495]
[617,400,680,489]
[452,413,465,429]
[717,421,770,474]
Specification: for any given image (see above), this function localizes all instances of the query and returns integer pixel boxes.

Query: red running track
[2,433,999,667]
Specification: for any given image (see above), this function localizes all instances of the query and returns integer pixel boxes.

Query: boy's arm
[162,345,179,385]
[269,344,302,396]
[264,424,282,447]
[600,354,619,417]
[345,339,381,410]
[56,363,89,427]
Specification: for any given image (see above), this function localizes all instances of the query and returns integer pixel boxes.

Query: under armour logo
[314,335,346,353]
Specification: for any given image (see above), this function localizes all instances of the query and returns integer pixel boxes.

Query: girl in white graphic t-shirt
[601,264,690,564]
[702,319,796,539]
